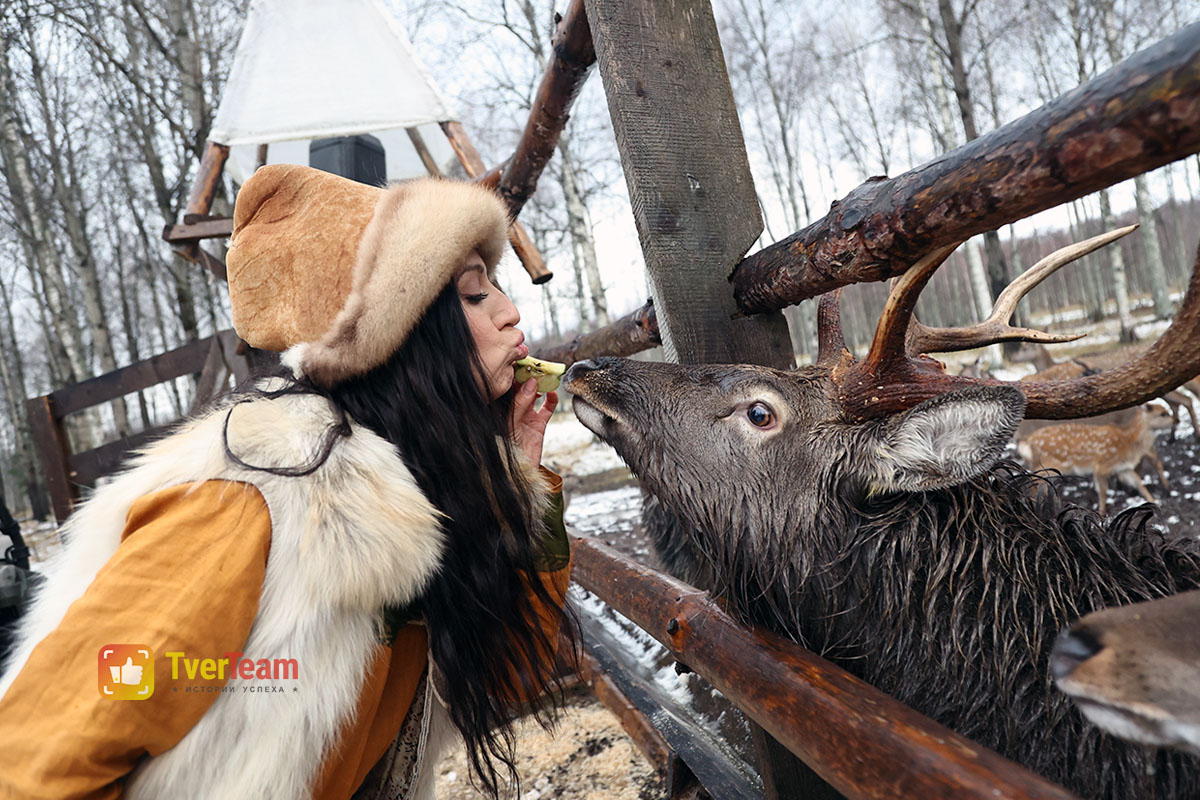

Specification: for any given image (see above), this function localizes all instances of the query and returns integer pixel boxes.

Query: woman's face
[457,252,527,401]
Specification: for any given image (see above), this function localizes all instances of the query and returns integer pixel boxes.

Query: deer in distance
[1053,589,1200,759]
[564,228,1200,798]
[1020,344,1200,440]
[1018,403,1175,515]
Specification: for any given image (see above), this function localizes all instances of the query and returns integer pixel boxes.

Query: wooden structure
[27,330,247,523]
[26,0,1200,797]
[160,0,603,286]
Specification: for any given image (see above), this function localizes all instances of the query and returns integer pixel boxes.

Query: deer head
[566,226,1200,522]
[1053,589,1200,757]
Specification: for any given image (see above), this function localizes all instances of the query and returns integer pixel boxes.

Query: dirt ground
[1045,429,1200,540]
[434,688,663,800]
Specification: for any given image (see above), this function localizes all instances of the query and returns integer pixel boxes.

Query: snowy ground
[434,688,661,800]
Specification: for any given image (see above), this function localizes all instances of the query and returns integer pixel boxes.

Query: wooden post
[440,120,552,283]
[184,140,230,219]
[583,0,792,369]
[406,127,442,176]
[495,0,597,217]
[585,0,800,791]
[25,395,76,524]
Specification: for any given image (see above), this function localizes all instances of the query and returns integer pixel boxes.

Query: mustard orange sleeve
[0,480,272,800]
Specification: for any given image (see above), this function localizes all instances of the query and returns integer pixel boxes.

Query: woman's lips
[515,343,530,359]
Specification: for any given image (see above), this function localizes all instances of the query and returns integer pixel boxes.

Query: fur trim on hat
[289,178,510,386]
[228,165,511,386]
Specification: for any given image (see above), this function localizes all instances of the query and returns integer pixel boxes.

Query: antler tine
[816,289,849,366]
[907,226,1138,355]
[1021,234,1200,420]
[863,242,961,370]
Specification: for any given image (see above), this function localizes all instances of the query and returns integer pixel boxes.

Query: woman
[0,165,574,800]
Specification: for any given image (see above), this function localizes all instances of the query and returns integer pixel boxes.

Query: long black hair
[228,283,574,796]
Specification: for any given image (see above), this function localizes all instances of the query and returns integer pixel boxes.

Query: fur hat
[226,164,511,386]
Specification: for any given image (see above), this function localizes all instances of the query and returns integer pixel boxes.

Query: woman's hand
[510,377,558,465]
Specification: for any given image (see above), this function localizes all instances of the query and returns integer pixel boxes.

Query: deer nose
[564,359,603,383]
[1051,628,1104,681]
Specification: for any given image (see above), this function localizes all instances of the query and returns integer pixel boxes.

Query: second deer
[1054,589,1200,758]
[1018,404,1175,515]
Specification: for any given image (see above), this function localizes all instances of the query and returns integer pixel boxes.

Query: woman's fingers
[539,391,559,420]
[511,377,537,417]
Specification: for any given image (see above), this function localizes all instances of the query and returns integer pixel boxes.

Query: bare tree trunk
[1163,164,1190,281]
[0,41,89,387]
[1098,187,1136,339]
[1133,175,1172,318]
[1098,0,1170,319]
[0,277,50,519]
[935,0,1009,305]
[558,136,609,328]
[23,25,132,435]
[963,238,993,324]
[917,3,958,149]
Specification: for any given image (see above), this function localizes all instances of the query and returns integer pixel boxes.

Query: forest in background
[1,0,1197,516]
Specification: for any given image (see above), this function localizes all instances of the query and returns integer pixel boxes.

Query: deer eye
[746,402,775,428]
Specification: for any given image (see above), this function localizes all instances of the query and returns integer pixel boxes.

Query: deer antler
[906,226,1137,355]
[823,227,1200,423]
[816,289,850,367]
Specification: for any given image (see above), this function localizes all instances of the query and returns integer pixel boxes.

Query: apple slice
[514,357,567,393]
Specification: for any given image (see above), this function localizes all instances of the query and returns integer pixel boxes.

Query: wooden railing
[26,330,248,523]
[570,536,1080,799]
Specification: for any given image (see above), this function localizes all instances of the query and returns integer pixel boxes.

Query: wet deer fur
[568,357,1200,800]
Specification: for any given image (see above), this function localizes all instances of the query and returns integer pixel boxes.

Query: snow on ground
[542,406,628,479]
[434,688,661,800]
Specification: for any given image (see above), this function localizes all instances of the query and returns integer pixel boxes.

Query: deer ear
[867,386,1026,493]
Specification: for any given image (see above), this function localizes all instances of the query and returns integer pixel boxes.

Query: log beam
[440,121,552,283]
[496,0,596,217]
[163,217,234,242]
[534,300,659,365]
[731,22,1200,314]
[183,140,229,218]
[571,537,1078,800]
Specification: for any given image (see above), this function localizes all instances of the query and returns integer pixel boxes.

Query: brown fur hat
[226,164,510,386]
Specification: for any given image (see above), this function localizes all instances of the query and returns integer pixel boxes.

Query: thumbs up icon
[98,645,154,700]
[118,657,143,685]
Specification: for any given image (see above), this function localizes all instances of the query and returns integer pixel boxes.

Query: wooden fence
[26,330,249,523]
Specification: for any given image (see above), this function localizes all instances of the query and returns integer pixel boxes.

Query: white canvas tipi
[209,0,458,184]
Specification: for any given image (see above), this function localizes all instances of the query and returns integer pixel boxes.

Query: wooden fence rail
[27,330,247,523]
[570,535,1079,800]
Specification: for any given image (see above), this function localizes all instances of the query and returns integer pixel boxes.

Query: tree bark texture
[585,0,793,369]
[535,300,658,365]
[732,22,1200,314]
[1133,174,1173,318]
[497,0,596,217]
[1098,188,1135,338]
[558,135,609,327]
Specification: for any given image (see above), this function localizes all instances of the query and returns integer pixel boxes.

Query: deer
[1052,589,1200,760]
[1021,344,1200,440]
[1018,404,1175,515]
[563,227,1200,799]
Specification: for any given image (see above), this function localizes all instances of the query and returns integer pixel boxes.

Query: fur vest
[0,392,490,799]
